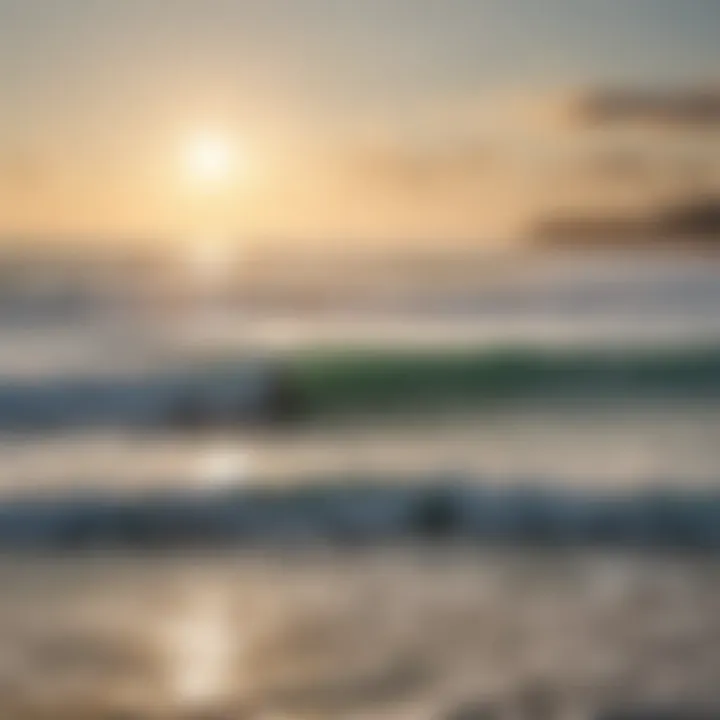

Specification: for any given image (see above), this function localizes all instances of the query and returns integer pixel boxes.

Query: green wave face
[281,345,720,417]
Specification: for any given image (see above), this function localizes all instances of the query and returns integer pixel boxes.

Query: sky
[1,0,720,242]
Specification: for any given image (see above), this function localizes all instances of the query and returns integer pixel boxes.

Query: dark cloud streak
[568,87,720,129]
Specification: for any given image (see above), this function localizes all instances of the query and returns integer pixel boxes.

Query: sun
[183,133,237,188]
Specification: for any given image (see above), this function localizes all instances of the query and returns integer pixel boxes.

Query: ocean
[2,247,720,718]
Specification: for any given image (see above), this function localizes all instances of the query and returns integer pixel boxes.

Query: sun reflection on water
[195,443,252,491]
[163,579,239,710]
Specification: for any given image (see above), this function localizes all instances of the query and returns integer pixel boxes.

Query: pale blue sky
[2,0,719,133]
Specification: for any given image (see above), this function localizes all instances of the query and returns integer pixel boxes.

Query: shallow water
[1,551,719,718]
[0,401,719,499]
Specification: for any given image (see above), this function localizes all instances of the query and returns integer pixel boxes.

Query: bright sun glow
[183,133,238,187]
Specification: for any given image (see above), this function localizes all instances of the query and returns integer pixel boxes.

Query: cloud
[562,87,720,130]
[340,143,498,195]
[312,82,720,240]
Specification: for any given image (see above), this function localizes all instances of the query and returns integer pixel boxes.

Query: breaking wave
[2,479,720,551]
[2,344,720,431]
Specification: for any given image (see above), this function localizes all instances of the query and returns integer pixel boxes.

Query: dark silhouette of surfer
[168,362,305,430]
[258,363,305,426]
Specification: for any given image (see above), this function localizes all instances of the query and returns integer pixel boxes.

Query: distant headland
[533,196,720,247]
